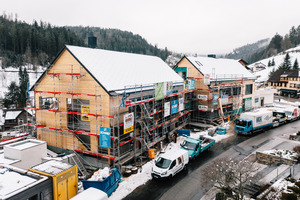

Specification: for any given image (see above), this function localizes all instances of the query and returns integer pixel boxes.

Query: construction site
[174,55,256,125]
[28,45,190,169]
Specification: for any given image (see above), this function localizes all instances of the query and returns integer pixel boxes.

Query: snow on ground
[109,159,154,200]
[0,66,44,98]
[262,149,298,160]
[250,46,300,83]
[109,123,233,200]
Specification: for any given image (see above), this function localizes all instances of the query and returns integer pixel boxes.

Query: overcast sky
[1,0,300,55]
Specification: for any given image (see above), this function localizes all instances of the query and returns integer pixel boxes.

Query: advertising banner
[155,82,164,100]
[204,74,210,85]
[198,105,208,111]
[100,127,111,148]
[221,95,229,104]
[212,94,219,105]
[165,82,173,95]
[124,112,134,134]
[171,99,179,114]
[188,79,195,90]
[197,95,207,101]
[81,105,90,121]
[164,102,170,117]
[179,98,184,111]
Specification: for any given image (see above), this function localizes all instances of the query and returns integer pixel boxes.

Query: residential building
[3,109,32,131]
[174,56,256,124]
[268,69,300,97]
[254,87,277,108]
[30,45,188,168]
[0,164,52,200]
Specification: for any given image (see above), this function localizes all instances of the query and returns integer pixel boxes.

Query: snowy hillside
[249,46,300,83]
[0,66,44,98]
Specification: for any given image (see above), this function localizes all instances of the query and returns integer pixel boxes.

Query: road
[124,120,300,200]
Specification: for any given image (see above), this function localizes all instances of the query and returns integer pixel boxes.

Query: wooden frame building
[30,45,189,168]
[173,56,256,124]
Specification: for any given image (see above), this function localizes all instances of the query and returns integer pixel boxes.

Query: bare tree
[203,157,259,200]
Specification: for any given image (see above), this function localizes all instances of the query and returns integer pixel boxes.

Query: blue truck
[235,109,273,135]
[180,136,215,159]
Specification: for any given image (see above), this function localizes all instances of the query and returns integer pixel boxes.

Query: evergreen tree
[268,60,271,67]
[293,58,299,70]
[3,81,20,108]
[278,53,292,70]
[18,67,29,108]
[271,58,275,66]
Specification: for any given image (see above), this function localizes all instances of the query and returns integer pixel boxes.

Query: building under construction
[30,45,191,168]
[174,56,256,124]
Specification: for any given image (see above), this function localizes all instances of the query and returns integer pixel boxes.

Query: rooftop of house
[184,56,256,81]
[0,164,48,199]
[268,69,299,82]
[5,139,46,151]
[30,160,74,175]
[37,45,184,94]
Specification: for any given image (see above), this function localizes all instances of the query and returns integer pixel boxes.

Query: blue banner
[100,127,111,148]
[188,79,195,90]
[171,99,178,114]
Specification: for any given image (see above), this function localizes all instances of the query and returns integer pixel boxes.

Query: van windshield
[236,119,247,127]
[285,111,293,116]
[181,140,196,150]
[155,157,171,169]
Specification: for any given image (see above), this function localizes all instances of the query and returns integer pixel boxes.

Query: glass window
[245,84,253,95]
[181,140,196,150]
[39,97,58,110]
[155,157,171,169]
[256,117,262,123]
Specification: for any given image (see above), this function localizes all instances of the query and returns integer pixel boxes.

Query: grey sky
[1,0,300,54]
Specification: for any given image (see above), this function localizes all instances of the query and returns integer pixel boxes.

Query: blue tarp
[177,129,190,136]
[82,168,122,197]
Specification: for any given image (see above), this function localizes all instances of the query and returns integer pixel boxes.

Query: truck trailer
[235,109,273,135]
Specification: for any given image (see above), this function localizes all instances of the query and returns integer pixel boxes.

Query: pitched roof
[185,56,256,80]
[5,111,22,120]
[66,45,183,93]
[268,69,299,82]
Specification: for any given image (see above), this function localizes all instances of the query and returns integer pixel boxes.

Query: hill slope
[250,46,300,83]
[66,26,170,61]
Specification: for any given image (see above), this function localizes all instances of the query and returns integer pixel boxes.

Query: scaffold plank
[47,72,81,76]
[35,90,98,97]
[28,123,116,139]
[27,107,114,119]
[75,150,115,160]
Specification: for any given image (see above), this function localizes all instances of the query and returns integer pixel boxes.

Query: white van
[151,149,189,179]
[283,106,300,121]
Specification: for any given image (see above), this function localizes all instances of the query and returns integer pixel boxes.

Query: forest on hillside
[0,14,85,68]
[66,26,170,61]
[0,14,170,69]
[226,25,300,64]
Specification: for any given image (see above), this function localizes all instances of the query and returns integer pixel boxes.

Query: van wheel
[168,174,173,179]
[184,164,188,170]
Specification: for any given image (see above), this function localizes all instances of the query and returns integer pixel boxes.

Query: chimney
[88,37,97,48]
[208,54,216,58]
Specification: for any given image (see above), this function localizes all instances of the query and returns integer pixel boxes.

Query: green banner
[155,82,164,100]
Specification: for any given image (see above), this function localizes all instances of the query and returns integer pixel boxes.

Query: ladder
[69,152,89,178]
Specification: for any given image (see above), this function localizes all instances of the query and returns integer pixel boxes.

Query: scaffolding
[29,63,193,169]
[188,73,244,125]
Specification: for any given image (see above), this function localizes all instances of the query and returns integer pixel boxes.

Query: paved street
[124,120,300,200]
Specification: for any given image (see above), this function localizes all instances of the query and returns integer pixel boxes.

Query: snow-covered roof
[5,110,22,120]
[0,109,4,126]
[65,45,183,93]
[0,164,48,199]
[31,160,74,175]
[251,46,300,82]
[186,56,256,80]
